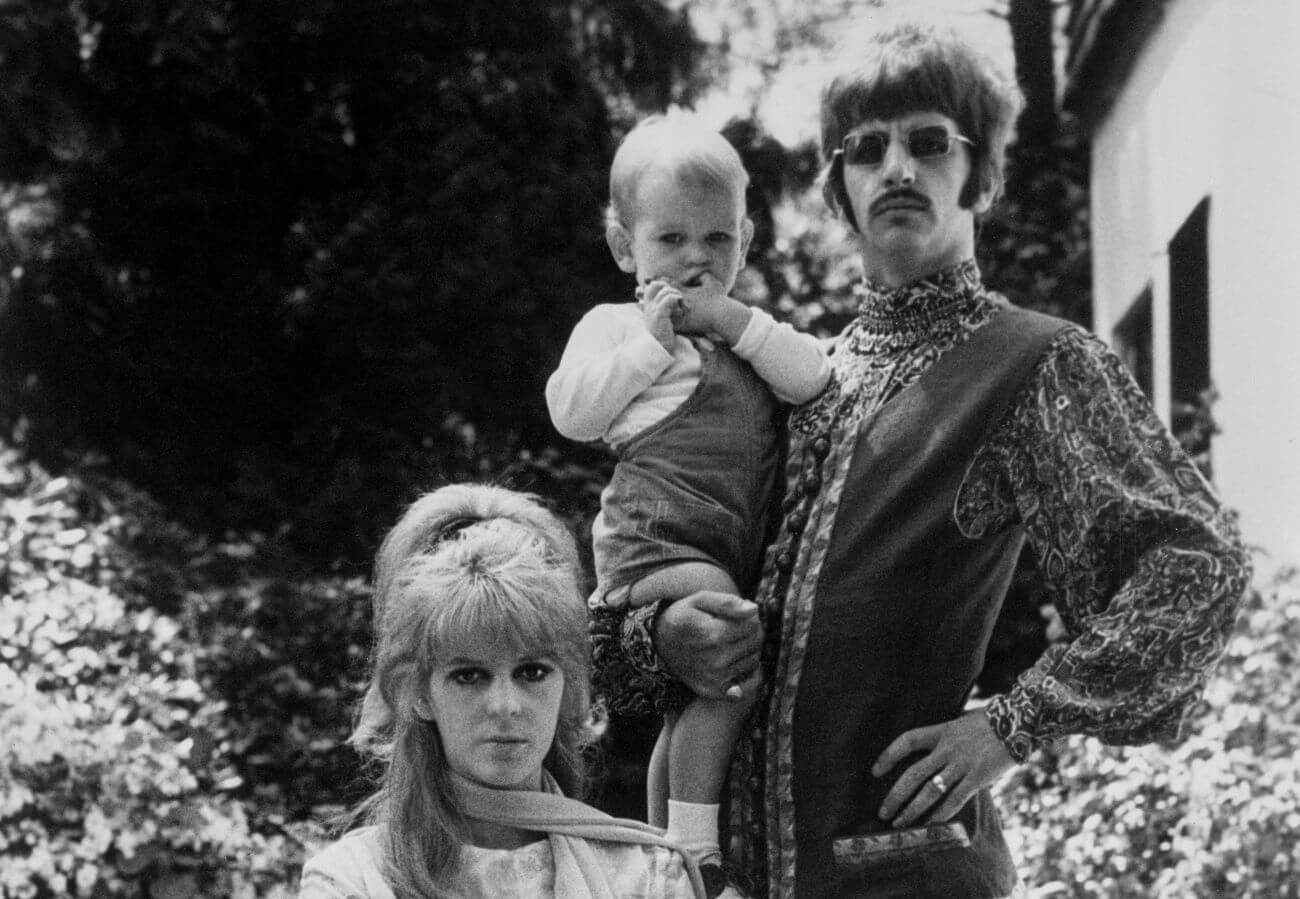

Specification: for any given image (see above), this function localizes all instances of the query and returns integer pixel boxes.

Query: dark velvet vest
[791,306,1070,898]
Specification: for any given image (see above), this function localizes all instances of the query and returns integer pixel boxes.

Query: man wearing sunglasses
[591,20,1249,899]
[828,118,983,287]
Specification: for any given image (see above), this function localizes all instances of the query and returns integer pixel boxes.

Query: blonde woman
[299,484,707,898]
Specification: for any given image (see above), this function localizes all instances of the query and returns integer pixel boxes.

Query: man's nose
[880,135,916,187]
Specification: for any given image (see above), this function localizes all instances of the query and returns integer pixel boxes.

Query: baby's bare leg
[628,562,752,855]
[646,713,674,829]
[669,683,758,805]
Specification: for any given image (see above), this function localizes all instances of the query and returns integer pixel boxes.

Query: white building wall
[1088,0,1300,566]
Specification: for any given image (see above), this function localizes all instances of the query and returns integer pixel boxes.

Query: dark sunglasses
[834,124,974,167]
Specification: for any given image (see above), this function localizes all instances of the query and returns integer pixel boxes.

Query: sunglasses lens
[844,132,888,166]
[909,126,953,159]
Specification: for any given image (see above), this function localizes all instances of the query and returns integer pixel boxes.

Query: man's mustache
[870,189,931,215]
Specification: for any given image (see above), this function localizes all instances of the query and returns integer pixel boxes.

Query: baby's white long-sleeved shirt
[546,303,830,448]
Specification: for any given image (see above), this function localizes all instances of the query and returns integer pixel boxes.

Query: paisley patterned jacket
[589,259,1251,895]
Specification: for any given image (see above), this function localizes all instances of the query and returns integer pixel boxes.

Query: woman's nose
[486,681,523,716]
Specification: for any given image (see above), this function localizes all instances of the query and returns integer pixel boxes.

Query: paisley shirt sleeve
[589,601,692,718]
[961,327,1252,762]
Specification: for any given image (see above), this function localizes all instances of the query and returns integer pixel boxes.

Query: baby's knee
[692,691,759,727]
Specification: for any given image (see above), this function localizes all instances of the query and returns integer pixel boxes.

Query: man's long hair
[820,21,1024,228]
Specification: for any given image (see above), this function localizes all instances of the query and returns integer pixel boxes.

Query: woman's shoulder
[299,827,392,899]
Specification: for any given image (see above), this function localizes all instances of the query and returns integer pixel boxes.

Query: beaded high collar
[853,258,985,340]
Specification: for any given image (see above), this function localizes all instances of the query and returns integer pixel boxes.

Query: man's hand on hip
[872,707,1017,828]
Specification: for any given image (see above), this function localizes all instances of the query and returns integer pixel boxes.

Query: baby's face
[621,169,751,293]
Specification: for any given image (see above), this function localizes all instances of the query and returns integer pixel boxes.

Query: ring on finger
[930,773,948,794]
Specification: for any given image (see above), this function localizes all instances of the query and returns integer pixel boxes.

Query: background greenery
[0,1,1281,897]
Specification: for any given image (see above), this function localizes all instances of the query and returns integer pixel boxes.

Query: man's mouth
[872,192,930,215]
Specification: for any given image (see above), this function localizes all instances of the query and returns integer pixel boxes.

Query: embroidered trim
[831,822,971,868]
[749,259,1000,896]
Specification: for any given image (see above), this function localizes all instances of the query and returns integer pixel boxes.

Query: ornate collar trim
[854,259,984,337]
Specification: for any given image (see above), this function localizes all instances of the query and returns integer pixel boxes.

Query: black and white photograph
[1,0,1295,896]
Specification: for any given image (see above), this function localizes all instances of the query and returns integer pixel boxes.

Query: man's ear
[740,217,755,261]
[971,175,998,216]
[606,223,637,274]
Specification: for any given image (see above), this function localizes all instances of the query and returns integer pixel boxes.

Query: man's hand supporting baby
[653,591,764,702]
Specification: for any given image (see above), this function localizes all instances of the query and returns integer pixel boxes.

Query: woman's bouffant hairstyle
[819,21,1024,230]
[607,114,750,228]
[347,484,595,899]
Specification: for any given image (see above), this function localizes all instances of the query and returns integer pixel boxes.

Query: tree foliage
[0,0,697,559]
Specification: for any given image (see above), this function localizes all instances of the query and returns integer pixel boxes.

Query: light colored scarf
[450,771,707,899]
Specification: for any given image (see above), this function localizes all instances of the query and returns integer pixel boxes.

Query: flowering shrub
[0,448,330,897]
[1000,567,1299,898]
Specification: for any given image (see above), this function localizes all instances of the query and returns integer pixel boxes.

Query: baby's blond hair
[608,115,749,228]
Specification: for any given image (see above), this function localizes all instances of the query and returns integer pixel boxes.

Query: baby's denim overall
[591,338,781,604]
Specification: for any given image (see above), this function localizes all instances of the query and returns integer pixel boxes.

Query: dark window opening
[1113,285,1153,398]
[1168,197,1213,476]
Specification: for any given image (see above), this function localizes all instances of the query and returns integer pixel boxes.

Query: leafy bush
[1000,566,1297,898]
[0,427,620,896]
[0,445,333,897]
[0,583,302,898]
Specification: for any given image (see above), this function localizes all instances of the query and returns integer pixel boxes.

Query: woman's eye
[450,669,485,686]
[516,663,553,683]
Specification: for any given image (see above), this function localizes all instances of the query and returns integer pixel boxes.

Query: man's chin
[864,227,927,254]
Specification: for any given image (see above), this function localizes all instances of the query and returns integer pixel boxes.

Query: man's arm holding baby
[654,592,765,700]
[590,591,764,718]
